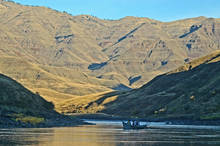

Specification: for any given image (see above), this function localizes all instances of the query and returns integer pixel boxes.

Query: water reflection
[0,128,54,145]
[1,124,220,146]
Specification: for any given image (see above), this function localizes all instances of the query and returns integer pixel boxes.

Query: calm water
[1,120,220,146]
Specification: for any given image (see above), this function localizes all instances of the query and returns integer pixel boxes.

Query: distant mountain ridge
[0,0,220,104]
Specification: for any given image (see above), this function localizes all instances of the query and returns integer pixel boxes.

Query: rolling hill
[0,0,220,104]
[58,51,220,120]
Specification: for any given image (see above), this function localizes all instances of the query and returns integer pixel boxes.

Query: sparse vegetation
[16,116,44,125]
[0,0,220,122]
[0,0,220,109]
[9,114,44,125]
[200,113,220,120]
[57,51,220,120]
[0,73,84,128]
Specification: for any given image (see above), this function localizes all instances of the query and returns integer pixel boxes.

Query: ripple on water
[1,121,220,146]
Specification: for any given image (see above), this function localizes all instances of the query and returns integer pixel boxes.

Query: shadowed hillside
[0,73,82,127]
[0,73,54,116]
[58,51,220,120]
[0,0,220,103]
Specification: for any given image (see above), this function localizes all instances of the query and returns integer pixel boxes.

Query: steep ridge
[0,0,220,103]
[58,51,220,120]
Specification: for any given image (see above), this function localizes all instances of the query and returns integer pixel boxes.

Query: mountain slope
[102,51,220,120]
[58,51,220,120]
[0,56,113,103]
[0,73,54,116]
[0,73,56,127]
[0,0,220,103]
[0,73,83,127]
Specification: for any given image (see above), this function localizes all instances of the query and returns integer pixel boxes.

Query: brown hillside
[58,51,220,120]
[0,0,220,103]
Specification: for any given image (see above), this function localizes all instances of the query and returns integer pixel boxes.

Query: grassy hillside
[0,73,82,127]
[58,51,220,120]
[56,91,122,113]
[0,0,115,101]
[0,0,219,103]
[0,56,114,104]
[0,73,54,116]
[0,73,54,126]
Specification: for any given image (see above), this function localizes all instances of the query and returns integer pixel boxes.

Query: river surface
[1,120,220,146]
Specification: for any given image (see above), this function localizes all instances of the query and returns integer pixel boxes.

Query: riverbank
[69,113,220,126]
[2,112,220,128]
[0,114,90,128]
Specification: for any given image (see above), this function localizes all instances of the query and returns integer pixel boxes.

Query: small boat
[122,120,147,130]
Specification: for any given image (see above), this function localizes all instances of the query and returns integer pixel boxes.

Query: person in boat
[136,120,140,126]
[127,120,132,126]
[133,120,139,126]
[131,120,134,126]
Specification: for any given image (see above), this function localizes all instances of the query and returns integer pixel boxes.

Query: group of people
[124,120,140,127]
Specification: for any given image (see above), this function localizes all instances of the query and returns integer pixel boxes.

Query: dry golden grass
[168,50,220,74]
[0,0,220,115]
[56,91,121,113]
[0,0,220,93]
[0,56,114,103]
[57,51,220,120]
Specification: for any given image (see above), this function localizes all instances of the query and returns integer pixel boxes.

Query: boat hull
[122,122,147,130]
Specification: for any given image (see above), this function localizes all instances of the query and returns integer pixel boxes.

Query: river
[1,120,220,146]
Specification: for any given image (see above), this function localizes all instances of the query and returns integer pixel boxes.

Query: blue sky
[12,0,220,22]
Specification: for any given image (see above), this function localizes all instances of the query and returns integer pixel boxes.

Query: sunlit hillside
[0,0,219,104]
[58,51,220,120]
